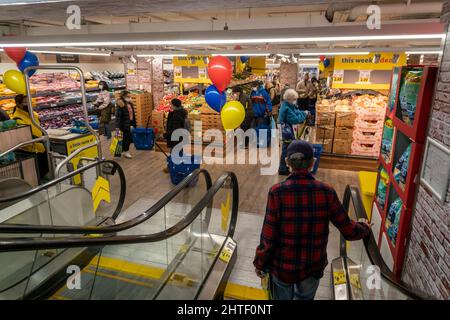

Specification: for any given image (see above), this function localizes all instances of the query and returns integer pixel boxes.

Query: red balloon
[319,55,326,62]
[207,55,232,93]
[4,47,27,64]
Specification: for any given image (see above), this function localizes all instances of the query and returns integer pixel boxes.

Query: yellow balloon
[221,100,245,130]
[3,70,27,95]
[319,62,325,72]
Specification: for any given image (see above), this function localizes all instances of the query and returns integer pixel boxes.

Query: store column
[152,57,164,108]
[279,61,298,91]
[401,0,450,300]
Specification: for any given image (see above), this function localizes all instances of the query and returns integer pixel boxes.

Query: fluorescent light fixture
[277,54,289,57]
[137,54,187,57]
[0,0,73,6]
[30,49,110,56]
[405,50,443,55]
[298,58,320,61]
[300,52,370,56]
[0,33,445,48]
[212,53,270,56]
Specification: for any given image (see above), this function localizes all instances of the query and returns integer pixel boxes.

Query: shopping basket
[132,127,154,150]
[167,154,201,185]
[311,144,323,174]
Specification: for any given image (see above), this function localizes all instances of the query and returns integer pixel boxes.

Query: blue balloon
[240,56,249,63]
[18,51,39,77]
[323,58,330,68]
[205,85,226,112]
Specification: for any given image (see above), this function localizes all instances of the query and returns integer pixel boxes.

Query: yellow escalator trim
[83,268,155,288]
[88,255,165,280]
[224,283,267,300]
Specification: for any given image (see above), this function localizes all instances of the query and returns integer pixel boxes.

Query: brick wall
[401,4,450,300]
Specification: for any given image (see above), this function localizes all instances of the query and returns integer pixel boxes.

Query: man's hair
[98,81,109,91]
[287,152,314,170]
[15,94,25,105]
[232,86,243,94]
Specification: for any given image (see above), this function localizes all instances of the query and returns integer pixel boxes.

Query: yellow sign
[91,176,111,213]
[173,55,209,67]
[66,134,98,185]
[333,270,346,285]
[249,57,266,76]
[219,238,236,263]
[334,52,406,71]
[221,192,231,232]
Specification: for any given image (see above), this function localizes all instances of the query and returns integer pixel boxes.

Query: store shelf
[392,66,438,143]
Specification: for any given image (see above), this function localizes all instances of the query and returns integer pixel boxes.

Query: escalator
[0,160,238,300]
[331,185,433,300]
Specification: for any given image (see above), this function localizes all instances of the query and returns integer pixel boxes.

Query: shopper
[308,77,320,125]
[94,81,113,140]
[11,94,48,180]
[233,86,253,148]
[296,73,314,111]
[280,83,290,102]
[115,90,136,159]
[277,89,308,175]
[250,81,272,127]
[165,98,188,152]
[0,107,9,121]
[254,140,371,300]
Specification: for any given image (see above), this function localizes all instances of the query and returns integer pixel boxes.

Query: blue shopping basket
[132,127,154,150]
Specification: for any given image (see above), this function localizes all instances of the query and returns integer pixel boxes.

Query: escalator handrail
[0,171,238,252]
[0,159,126,221]
[0,168,212,234]
[342,185,432,300]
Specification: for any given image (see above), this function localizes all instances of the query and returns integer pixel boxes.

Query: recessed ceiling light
[405,50,443,55]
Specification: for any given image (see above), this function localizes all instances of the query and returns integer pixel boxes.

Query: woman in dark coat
[164,98,187,149]
[115,90,136,159]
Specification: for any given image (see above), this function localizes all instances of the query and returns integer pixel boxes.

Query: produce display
[386,197,403,246]
[315,93,387,157]
[393,143,412,190]
[156,93,206,113]
[399,69,422,126]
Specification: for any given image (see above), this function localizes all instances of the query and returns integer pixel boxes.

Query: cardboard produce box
[151,110,165,137]
[334,126,354,140]
[333,139,352,154]
[315,126,334,141]
[316,111,335,126]
[321,139,333,153]
[335,111,356,127]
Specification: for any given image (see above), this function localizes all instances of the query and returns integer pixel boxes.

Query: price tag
[333,270,346,285]
[332,70,344,84]
[219,238,236,263]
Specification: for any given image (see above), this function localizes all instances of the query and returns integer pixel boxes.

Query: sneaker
[123,152,132,159]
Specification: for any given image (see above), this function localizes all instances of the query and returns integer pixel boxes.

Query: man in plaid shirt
[254,140,370,300]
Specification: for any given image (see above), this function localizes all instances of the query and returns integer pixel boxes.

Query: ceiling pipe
[325,2,362,23]
[347,1,442,22]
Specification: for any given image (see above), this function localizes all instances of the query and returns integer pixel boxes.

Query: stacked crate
[130,92,153,128]
[315,104,335,152]
[151,110,166,140]
[333,104,356,154]
[351,103,385,157]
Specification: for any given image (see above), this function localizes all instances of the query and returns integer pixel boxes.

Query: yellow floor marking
[83,268,155,288]
[224,283,267,300]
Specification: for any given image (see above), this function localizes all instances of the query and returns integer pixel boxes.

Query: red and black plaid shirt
[254,169,370,284]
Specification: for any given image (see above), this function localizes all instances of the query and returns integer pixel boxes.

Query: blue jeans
[102,122,112,139]
[278,141,290,173]
[271,275,320,300]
